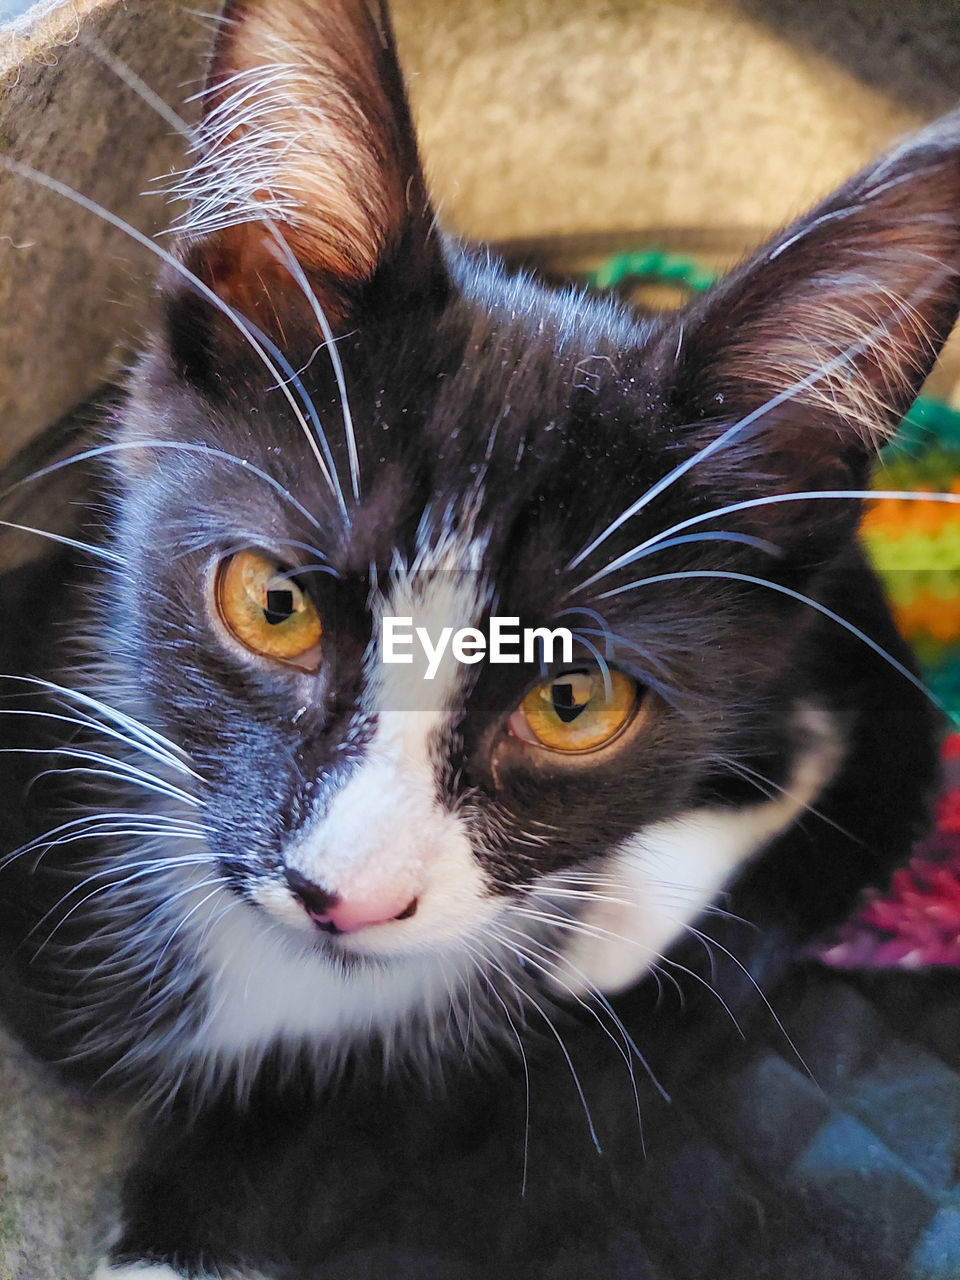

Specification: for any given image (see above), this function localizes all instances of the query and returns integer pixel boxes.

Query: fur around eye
[508,668,638,753]
[215,550,323,668]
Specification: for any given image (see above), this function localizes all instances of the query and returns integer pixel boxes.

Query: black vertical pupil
[264,588,296,625]
[552,680,588,724]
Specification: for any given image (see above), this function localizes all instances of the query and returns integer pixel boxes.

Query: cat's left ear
[663,109,960,538]
[173,0,446,332]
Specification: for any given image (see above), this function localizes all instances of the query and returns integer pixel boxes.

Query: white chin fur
[188,892,480,1064]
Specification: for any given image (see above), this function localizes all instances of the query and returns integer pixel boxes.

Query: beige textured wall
[396,0,951,240]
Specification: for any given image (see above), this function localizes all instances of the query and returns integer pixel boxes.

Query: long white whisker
[0,676,194,767]
[713,753,859,843]
[465,938,602,1154]
[598,568,953,720]
[1,440,329,542]
[0,706,196,778]
[0,158,343,509]
[0,815,203,873]
[0,716,193,791]
[73,44,356,517]
[28,860,215,955]
[496,917,668,1107]
[0,745,200,805]
[266,223,361,502]
[510,900,743,1035]
[461,938,531,1194]
[680,921,813,1081]
[581,488,960,591]
[0,519,122,565]
[569,267,955,573]
[148,879,231,988]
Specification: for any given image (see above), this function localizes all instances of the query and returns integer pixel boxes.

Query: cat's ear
[665,110,960,538]
[173,0,445,331]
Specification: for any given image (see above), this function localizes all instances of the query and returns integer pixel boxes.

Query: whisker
[679,920,813,1081]
[147,879,231,989]
[582,488,960,589]
[712,753,860,844]
[510,899,742,1034]
[78,40,358,517]
[464,937,602,1154]
[0,519,122,566]
[0,718,192,795]
[265,223,361,502]
[597,568,955,722]
[0,158,343,509]
[460,938,532,1195]
[0,440,329,544]
[497,916,668,1106]
[0,745,200,805]
[27,858,215,956]
[1,820,203,875]
[0,675,192,764]
[0,706,196,780]
[569,267,956,574]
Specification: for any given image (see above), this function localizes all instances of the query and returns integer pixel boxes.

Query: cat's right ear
[167,0,446,345]
[657,108,960,553]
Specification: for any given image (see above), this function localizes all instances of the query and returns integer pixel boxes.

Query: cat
[2,0,960,1276]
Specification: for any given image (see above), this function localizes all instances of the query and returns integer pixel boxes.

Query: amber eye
[508,668,638,753]
[216,550,322,667]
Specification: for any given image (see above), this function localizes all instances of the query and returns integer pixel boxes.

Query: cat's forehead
[134,264,665,582]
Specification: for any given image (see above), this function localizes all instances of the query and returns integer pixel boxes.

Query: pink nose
[284,868,418,935]
[320,893,418,934]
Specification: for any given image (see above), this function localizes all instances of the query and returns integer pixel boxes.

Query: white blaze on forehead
[369,528,493,716]
[282,529,493,943]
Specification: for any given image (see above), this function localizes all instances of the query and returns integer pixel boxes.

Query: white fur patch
[270,530,493,953]
[191,891,475,1063]
[544,705,844,996]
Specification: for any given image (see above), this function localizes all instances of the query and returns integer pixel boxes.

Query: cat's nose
[283,867,417,934]
[284,867,339,919]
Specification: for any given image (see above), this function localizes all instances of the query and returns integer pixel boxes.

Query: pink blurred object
[817,734,960,969]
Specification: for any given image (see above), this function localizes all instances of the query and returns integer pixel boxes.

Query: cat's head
[97,0,960,1045]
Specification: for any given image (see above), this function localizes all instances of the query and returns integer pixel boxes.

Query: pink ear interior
[177,0,437,329]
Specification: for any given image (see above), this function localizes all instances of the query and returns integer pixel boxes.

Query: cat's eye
[216,551,322,668]
[508,668,638,753]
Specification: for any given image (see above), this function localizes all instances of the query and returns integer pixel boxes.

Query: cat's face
[115,266,737,966]
[55,0,960,1072]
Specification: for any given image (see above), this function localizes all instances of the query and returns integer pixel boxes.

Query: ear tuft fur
[677,107,960,453]
[170,0,439,326]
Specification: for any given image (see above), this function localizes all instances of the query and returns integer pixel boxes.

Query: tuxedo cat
[2,1,960,1276]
